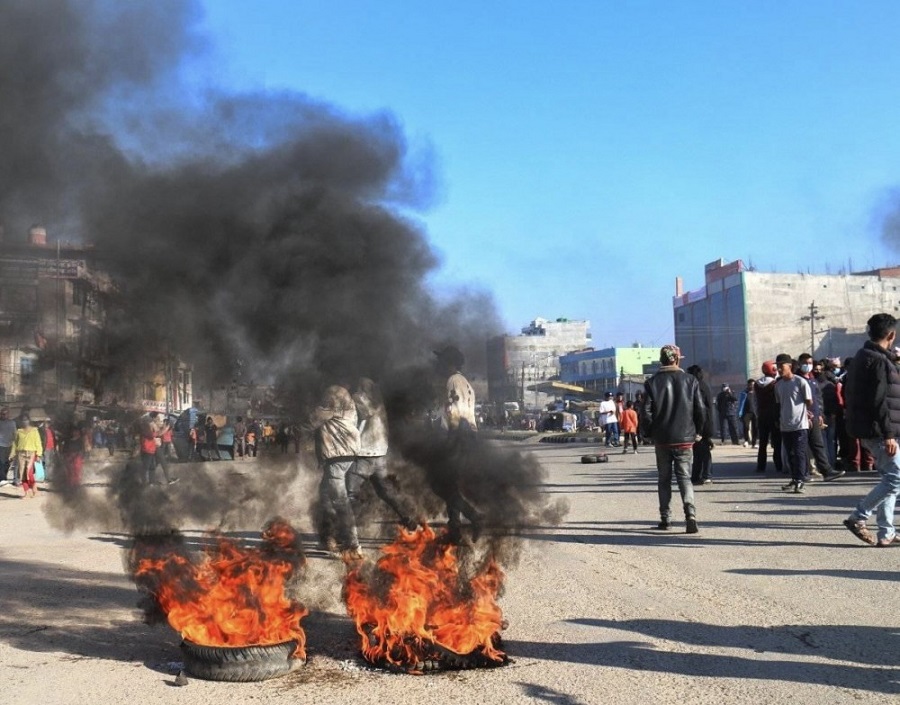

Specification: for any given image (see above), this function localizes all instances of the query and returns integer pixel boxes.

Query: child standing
[620,401,639,454]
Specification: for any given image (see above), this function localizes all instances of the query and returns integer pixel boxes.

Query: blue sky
[197,1,900,346]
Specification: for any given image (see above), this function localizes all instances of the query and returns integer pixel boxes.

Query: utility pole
[800,301,825,355]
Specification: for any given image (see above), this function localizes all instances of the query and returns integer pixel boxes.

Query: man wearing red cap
[754,361,783,474]
[641,344,708,534]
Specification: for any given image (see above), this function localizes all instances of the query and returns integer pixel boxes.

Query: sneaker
[876,535,898,548]
[0,480,9,487]
[809,469,823,481]
[781,481,796,491]
[622,448,628,454]
[742,441,749,448]
[823,469,845,482]
[843,518,876,545]
[793,482,805,494]
[701,478,713,485]
[685,518,699,534]
[653,520,671,530]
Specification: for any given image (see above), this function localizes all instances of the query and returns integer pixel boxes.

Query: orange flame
[343,524,506,670]
[132,518,308,658]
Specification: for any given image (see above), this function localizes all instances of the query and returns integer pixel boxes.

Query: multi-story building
[0,226,192,415]
[558,345,659,399]
[487,317,591,411]
[673,258,900,388]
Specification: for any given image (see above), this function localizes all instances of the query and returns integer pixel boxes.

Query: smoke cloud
[3,0,563,558]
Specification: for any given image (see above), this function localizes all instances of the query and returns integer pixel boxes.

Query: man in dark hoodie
[842,313,900,547]
[642,345,708,534]
[754,361,783,474]
[687,365,715,485]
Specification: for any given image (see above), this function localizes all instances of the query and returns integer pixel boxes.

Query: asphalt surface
[0,441,897,704]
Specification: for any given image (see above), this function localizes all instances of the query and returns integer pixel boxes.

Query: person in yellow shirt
[9,415,43,498]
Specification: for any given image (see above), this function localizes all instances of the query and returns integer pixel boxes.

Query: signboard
[0,257,85,281]
[141,400,168,413]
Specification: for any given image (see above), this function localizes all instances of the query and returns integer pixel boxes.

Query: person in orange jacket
[620,401,639,454]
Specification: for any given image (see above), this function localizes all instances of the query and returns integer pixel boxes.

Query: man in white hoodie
[311,384,361,561]
[434,346,482,543]
[347,378,417,531]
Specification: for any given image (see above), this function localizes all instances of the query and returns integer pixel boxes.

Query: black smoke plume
[2,0,564,553]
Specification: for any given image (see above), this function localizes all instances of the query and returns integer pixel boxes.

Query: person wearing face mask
[797,353,844,482]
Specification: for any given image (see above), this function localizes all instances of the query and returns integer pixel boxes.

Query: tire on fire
[180,639,304,682]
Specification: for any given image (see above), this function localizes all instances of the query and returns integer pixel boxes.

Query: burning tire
[580,453,609,464]
[180,639,305,682]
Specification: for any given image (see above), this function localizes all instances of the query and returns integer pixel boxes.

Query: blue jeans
[654,446,695,520]
[850,439,900,541]
[604,422,620,446]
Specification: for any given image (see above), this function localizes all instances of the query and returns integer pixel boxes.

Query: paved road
[0,442,896,704]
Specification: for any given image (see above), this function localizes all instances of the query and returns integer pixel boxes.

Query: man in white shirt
[599,392,619,447]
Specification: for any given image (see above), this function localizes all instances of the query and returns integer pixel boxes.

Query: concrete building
[0,226,192,416]
[559,345,659,399]
[487,317,591,411]
[674,258,900,388]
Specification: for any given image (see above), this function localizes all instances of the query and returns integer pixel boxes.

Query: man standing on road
[716,384,740,445]
[641,345,707,534]
[773,354,813,494]
[754,361,783,474]
[0,407,17,485]
[842,313,900,547]
[687,365,715,486]
[797,352,844,482]
[599,392,619,448]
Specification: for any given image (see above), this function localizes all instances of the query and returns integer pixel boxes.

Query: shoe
[781,481,796,491]
[653,520,671,530]
[0,480,9,487]
[823,469,845,482]
[622,448,628,454]
[809,470,823,481]
[793,482,805,494]
[685,518,699,534]
[876,535,898,548]
[701,478,713,485]
[742,441,749,448]
[341,547,365,563]
[843,518,876,545]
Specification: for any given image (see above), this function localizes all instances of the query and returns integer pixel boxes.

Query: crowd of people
[638,312,900,548]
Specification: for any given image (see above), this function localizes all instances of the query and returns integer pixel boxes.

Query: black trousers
[756,417,782,472]
[806,422,833,474]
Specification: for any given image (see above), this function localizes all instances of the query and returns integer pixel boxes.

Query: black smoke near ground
[3,0,564,546]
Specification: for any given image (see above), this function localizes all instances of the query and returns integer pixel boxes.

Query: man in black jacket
[842,313,900,547]
[642,345,708,534]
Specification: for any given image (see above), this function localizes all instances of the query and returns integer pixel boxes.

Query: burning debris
[343,524,507,673]
[130,517,308,681]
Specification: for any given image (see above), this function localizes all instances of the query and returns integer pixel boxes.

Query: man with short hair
[797,352,844,482]
[773,354,813,493]
[641,345,707,534]
[842,313,900,547]
[716,384,740,445]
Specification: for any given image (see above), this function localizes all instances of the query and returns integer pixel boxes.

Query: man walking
[773,354,813,493]
[687,364,714,485]
[641,345,707,534]
[842,313,900,547]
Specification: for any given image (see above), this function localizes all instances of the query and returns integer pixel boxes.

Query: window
[20,356,37,386]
